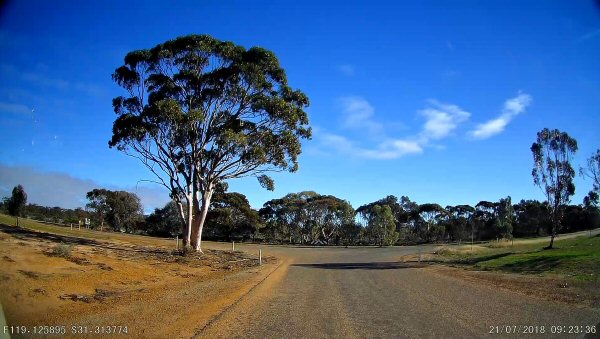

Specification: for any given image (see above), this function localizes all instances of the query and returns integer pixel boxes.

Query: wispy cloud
[0,63,104,97]
[419,100,471,141]
[469,92,532,139]
[442,70,461,78]
[338,96,383,135]
[320,133,423,160]
[0,164,170,213]
[337,64,355,76]
[576,28,600,43]
[0,102,32,116]
[319,98,470,160]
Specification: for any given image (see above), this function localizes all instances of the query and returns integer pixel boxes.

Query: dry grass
[0,222,278,338]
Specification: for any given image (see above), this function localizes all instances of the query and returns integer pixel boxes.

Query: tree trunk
[548,233,555,249]
[191,189,213,252]
[185,193,193,248]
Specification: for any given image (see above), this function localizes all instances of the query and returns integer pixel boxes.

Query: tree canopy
[109,34,311,251]
[7,184,27,219]
[531,128,578,249]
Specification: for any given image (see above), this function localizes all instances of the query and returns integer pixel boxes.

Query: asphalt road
[200,244,600,339]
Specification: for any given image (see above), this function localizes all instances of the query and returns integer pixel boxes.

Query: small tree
[494,196,514,240]
[531,128,578,249]
[86,189,143,232]
[580,149,600,205]
[110,34,310,251]
[86,189,111,231]
[8,185,27,226]
[368,205,399,246]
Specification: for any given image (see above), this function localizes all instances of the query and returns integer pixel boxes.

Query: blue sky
[0,0,599,212]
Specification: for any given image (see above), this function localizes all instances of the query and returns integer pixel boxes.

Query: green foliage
[260,192,355,244]
[367,205,399,246]
[531,128,578,248]
[145,201,184,237]
[7,184,27,217]
[494,196,514,239]
[205,189,262,241]
[86,189,143,232]
[50,243,73,258]
[109,34,311,250]
[580,149,600,192]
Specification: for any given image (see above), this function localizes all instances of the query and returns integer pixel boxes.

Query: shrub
[50,243,73,257]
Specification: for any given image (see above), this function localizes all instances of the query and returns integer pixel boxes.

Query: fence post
[232,241,235,252]
[176,235,179,250]
[259,249,262,266]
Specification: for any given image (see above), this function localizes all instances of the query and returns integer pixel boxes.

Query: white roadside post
[232,241,235,252]
[176,235,179,250]
[259,249,262,266]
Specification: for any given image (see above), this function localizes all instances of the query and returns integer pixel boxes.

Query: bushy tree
[146,201,184,237]
[205,188,262,241]
[531,128,578,249]
[446,205,475,243]
[8,185,27,225]
[513,200,551,237]
[367,205,399,246]
[86,189,111,230]
[85,189,143,232]
[110,34,311,251]
[417,203,446,242]
[259,192,354,245]
[495,196,514,239]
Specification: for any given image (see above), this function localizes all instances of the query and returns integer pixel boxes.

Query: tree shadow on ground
[0,223,168,255]
[494,256,565,274]
[450,252,515,265]
[293,262,426,270]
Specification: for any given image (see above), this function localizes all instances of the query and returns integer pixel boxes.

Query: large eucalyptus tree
[110,35,311,251]
[531,128,577,249]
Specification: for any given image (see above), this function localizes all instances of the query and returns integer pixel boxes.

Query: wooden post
[176,235,179,250]
[232,241,235,252]
[259,249,262,266]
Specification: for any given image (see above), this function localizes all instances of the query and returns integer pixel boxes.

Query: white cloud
[337,64,355,76]
[339,96,383,135]
[419,100,471,140]
[320,133,422,160]
[319,98,471,160]
[470,92,532,139]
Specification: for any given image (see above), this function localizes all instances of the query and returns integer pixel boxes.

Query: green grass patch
[439,235,600,281]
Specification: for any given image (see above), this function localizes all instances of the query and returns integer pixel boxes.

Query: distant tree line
[1,134,598,247]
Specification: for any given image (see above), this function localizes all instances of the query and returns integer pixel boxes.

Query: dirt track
[200,244,600,339]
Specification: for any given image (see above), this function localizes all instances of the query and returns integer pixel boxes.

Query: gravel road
[199,244,600,339]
